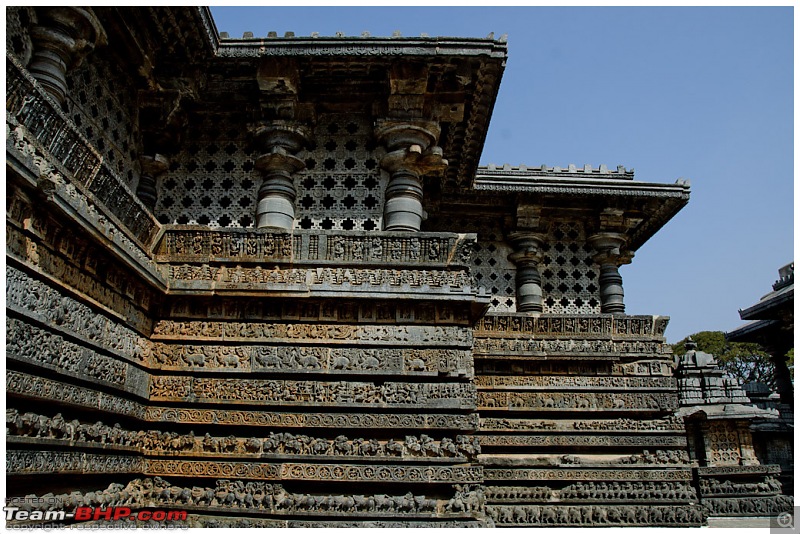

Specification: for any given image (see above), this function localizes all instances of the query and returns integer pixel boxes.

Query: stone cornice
[215,35,508,60]
[473,174,690,199]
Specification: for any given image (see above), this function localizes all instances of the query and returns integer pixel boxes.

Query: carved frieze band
[9,478,478,521]
[475,314,669,339]
[476,375,675,390]
[145,408,478,431]
[6,179,159,281]
[7,410,481,461]
[6,372,477,431]
[484,468,693,481]
[6,451,481,483]
[7,371,146,418]
[480,416,685,433]
[152,344,473,376]
[146,460,483,484]
[150,376,476,409]
[484,481,697,503]
[216,39,507,58]
[478,434,687,448]
[7,450,143,475]
[152,322,473,346]
[478,391,678,412]
[702,495,792,517]
[474,338,668,357]
[697,465,780,476]
[699,476,783,498]
[7,266,151,360]
[487,504,704,526]
[7,317,148,397]
[157,229,476,267]
[168,298,471,325]
[7,223,155,333]
[166,265,476,297]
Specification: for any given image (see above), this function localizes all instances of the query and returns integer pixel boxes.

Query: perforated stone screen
[294,114,387,231]
[155,114,258,228]
[66,53,140,186]
[6,7,35,64]
[154,113,386,230]
[541,222,601,314]
[429,216,517,312]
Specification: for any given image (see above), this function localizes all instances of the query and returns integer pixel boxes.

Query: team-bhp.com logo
[4,506,188,523]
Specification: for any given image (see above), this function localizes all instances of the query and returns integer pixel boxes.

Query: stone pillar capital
[29,7,106,105]
[136,154,170,210]
[250,120,312,230]
[375,119,440,151]
[250,121,312,153]
[588,232,632,264]
[376,119,446,232]
[507,232,547,313]
[588,232,630,314]
[140,154,170,177]
[507,232,546,266]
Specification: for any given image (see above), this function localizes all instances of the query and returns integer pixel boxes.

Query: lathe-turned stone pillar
[28,7,105,105]
[508,232,546,313]
[588,232,631,314]
[136,154,169,210]
[252,122,311,230]
[376,120,447,232]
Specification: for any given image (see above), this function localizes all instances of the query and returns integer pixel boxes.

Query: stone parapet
[474,313,670,339]
[154,228,477,267]
[7,54,161,249]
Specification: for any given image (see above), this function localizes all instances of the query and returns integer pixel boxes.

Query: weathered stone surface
[7,6,785,528]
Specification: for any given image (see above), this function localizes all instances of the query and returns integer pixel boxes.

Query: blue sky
[211,7,794,343]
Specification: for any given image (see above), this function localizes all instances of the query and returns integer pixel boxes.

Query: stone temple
[5,7,792,527]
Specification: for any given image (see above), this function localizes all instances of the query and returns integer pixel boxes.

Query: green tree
[672,331,779,390]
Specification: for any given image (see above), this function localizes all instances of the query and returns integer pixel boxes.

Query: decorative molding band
[151,322,473,346]
[474,313,669,339]
[7,370,147,418]
[149,376,476,409]
[480,416,685,433]
[144,408,478,431]
[475,375,675,390]
[487,504,704,526]
[478,391,678,412]
[484,468,693,482]
[478,434,687,448]
[155,229,477,267]
[7,450,143,475]
[145,460,483,483]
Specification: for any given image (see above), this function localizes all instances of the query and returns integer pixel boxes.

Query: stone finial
[685,337,698,351]
[28,7,106,105]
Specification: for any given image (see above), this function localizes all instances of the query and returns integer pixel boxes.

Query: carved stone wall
[474,311,700,526]
[4,7,745,528]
